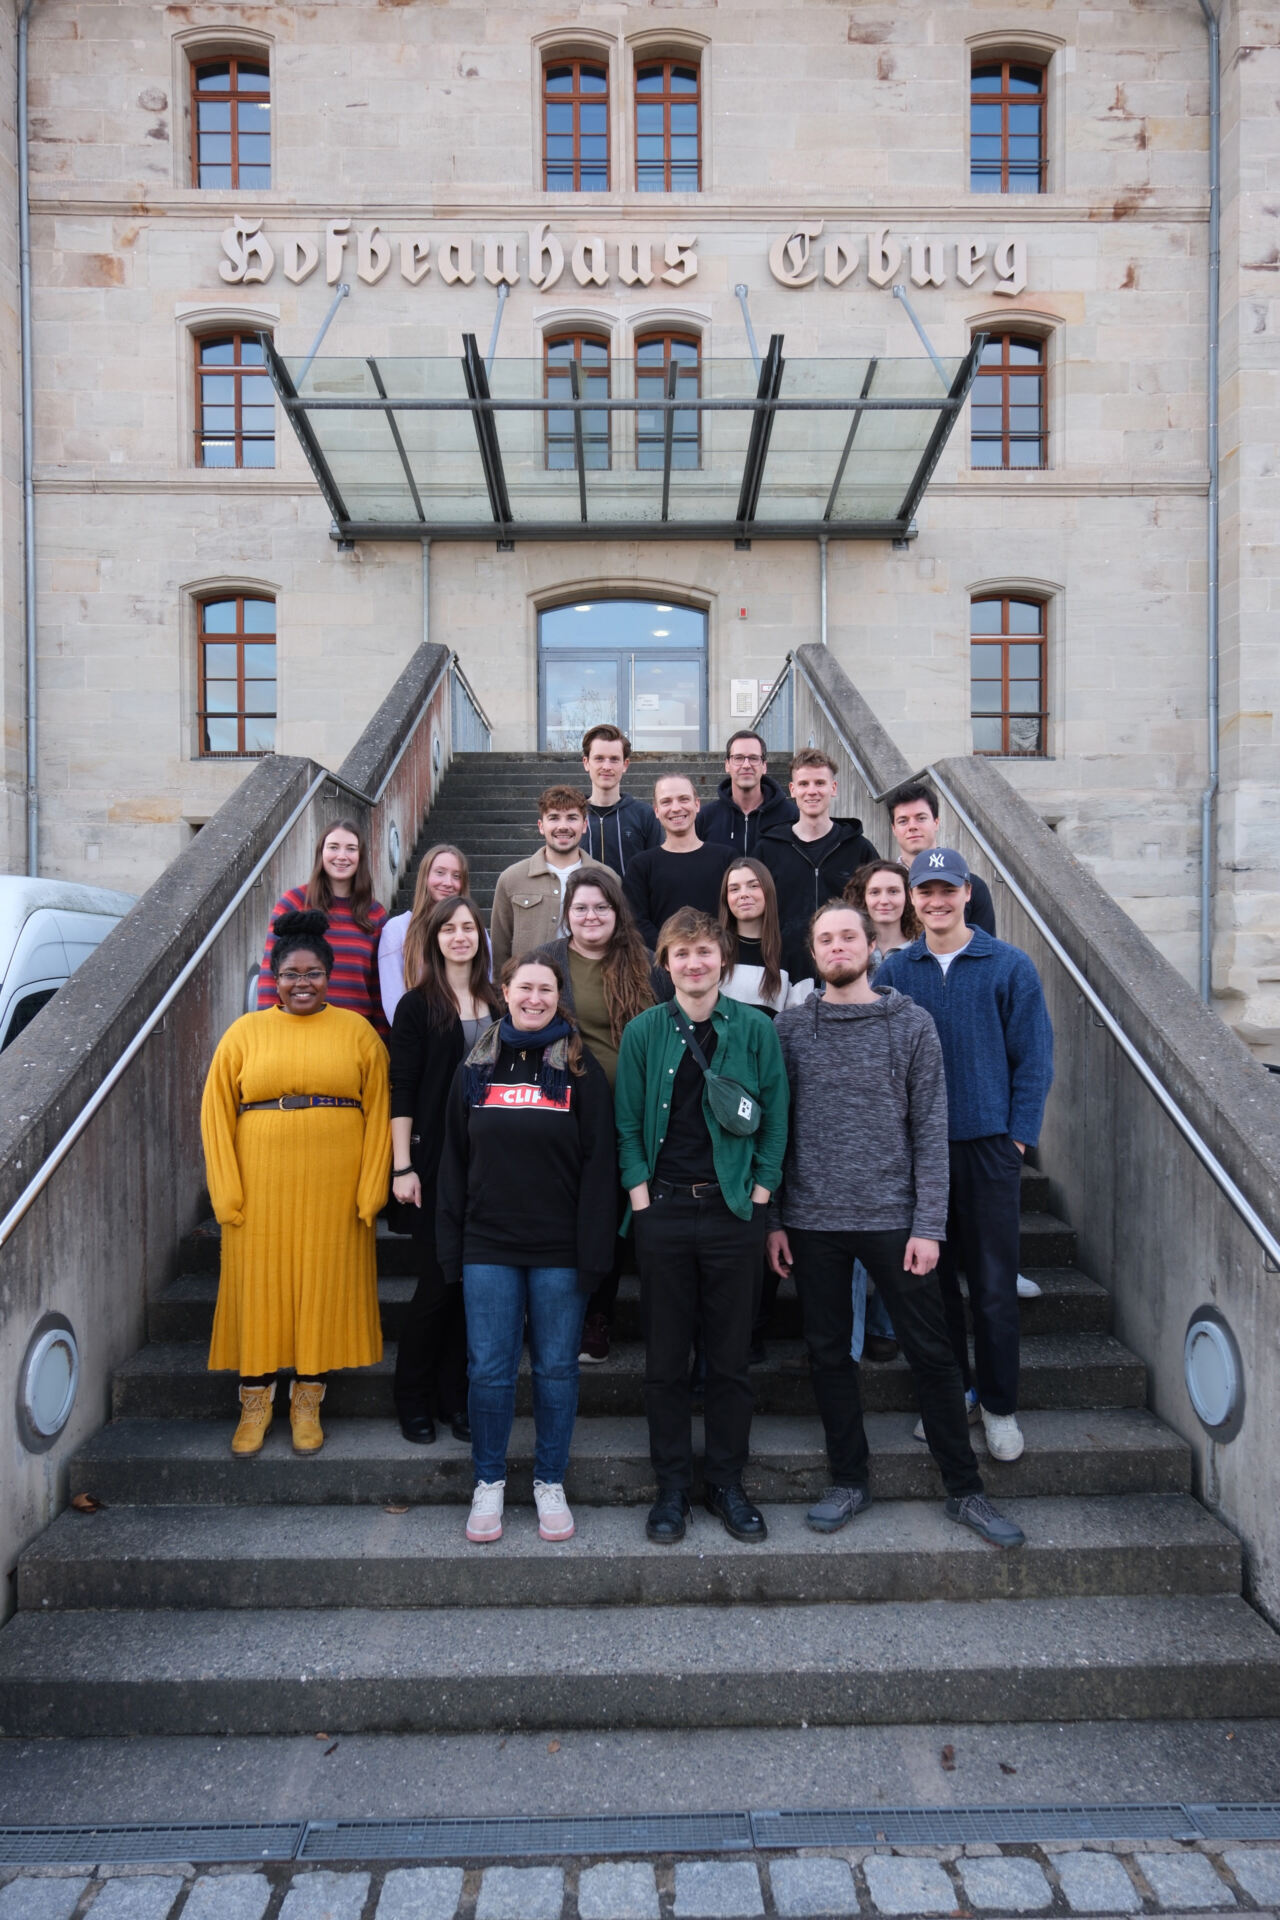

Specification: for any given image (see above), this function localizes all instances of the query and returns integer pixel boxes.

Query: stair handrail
[0,647,477,1255]
[756,649,1280,1271]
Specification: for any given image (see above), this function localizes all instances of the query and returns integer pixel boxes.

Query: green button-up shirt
[614,994,790,1220]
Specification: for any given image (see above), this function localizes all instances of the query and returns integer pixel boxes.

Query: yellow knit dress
[201,1004,391,1377]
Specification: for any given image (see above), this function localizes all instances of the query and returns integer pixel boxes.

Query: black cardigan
[387,991,474,1238]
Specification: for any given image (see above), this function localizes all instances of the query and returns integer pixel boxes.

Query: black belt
[239,1095,363,1112]
[652,1179,721,1199]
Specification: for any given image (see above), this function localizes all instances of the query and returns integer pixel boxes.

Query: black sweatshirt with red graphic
[435,1040,618,1289]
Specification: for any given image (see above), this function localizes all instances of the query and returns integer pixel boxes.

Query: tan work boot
[231,1381,275,1457]
[289,1378,326,1454]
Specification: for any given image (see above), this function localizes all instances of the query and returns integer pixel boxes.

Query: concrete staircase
[2,749,1279,1738]
[394,751,726,913]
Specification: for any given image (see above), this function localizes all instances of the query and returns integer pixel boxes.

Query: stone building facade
[0,0,1275,1056]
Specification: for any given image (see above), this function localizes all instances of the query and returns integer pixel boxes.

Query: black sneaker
[579,1312,610,1363]
[646,1489,691,1544]
[705,1481,767,1542]
[945,1492,1025,1549]
[806,1485,872,1533]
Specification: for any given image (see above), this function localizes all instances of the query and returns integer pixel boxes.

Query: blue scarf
[462,1014,574,1107]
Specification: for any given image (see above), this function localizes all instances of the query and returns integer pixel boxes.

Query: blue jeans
[850,1259,898,1359]
[462,1265,585,1486]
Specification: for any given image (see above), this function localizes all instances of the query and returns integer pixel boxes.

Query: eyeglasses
[278,969,327,985]
[727,754,764,766]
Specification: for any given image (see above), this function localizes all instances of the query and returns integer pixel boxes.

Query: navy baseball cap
[908,847,971,888]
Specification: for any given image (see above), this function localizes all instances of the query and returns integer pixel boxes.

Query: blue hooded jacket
[875,927,1054,1147]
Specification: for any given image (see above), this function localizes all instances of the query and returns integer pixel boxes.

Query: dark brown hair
[402,844,470,991]
[412,895,502,1032]
[305,818,378,933]
[655,907,730,974]
[562,867,659,1045]
[500,952,587,1076]
[538,785,589,817]
[843,860,922,942]
[582,722,632,759]
[719,858,783,1004]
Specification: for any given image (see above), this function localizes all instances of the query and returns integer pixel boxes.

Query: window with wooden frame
[191,55,270,190]
[635,332,700,470]
[198,594,276,757]
[635,58,701,192]
[969,333,1046,468]
[970,596,1047,756]
[195,333,275,468]
[544,333,611,471]
[543,58,609,191]
[970,58,1046,193]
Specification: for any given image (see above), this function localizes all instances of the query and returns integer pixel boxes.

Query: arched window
[191,56,270,190]
[971,596,1046,756]
[544,333,611,470]
[198,593,276,757]
[970,333,1046,469]
[635,332,700,470]
[194,333,275,468]
[635,59,700,191]
[543,58,609,192]
[970,58,1046,193]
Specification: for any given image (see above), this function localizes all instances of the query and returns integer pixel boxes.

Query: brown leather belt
[239,1094,362,1112]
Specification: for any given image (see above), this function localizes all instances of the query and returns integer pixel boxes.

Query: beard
[821,961,868,987]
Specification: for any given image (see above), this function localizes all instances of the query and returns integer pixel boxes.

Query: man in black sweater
[887,781,996,935]
[758,747,879,945]
[697,729,798,855]
[580,723,662,877]
[623,773,734,949]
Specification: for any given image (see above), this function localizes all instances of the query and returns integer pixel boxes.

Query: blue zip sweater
[875,928,1054,1147]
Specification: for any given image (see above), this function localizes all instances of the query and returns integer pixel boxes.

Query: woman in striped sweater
[258,820,388,1036]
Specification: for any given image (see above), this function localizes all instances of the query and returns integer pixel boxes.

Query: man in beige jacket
[489,785,607,973]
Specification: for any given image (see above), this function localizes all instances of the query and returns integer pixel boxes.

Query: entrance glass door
[539,599,707,751]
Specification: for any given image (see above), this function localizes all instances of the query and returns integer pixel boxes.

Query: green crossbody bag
[669,1003,761,1137]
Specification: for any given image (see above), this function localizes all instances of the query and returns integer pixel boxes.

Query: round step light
[17,1313,80,1452]
[388,820,402,874]
[1183,1307,1244,1442]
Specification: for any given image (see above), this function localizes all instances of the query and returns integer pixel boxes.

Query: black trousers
[393,1192,468,1420]
[789,1227,983,1498]
[635,1185,764,1491]
[937,1134,1022,1417]
[585,1182,633,1325]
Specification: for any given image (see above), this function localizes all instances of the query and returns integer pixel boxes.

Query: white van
[0,877,135,1052]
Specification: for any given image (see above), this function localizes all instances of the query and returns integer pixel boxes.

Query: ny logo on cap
[928,852,946,868]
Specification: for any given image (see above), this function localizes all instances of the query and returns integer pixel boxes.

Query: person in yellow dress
[201,909,391,1456]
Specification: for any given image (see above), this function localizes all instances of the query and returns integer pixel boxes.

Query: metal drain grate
[299,1813,754,1861]
[750,1805,1203,1848]
[1186,1805,1280,1839]
[0,1824,305,1866]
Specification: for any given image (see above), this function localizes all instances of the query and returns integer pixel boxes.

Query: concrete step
[69,1408,1191,1508]
[2,1592,1277,1736]
[146,1265,1111,1346]
[112,1332,1146,1422]
[18,1494,1241,1614]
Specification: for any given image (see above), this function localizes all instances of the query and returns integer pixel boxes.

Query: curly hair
[562,866,658,1045]
[843,859,922,941]
[269,909,335,978]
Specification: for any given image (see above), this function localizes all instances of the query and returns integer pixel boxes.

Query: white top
[720,962,815,1015]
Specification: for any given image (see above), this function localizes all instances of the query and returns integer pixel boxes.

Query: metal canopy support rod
[891,283,950,392]
[1197,0,1221,1006]
[569,361,588,525]
[824,359,878,522]
[421,537,430,649]
[18,0,41,875]
[818,533,828,646]
[734,284,762,379]
[296,282,351,391]
[367,358,425,522]
[735,334,785,533]
[460,332,513,536]
[895,333,985,526]
[261,334,353,528]
[485,282,510,377]
[660,361,678,522]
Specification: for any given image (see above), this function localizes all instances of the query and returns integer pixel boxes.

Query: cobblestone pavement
[2,1845,1280,1920]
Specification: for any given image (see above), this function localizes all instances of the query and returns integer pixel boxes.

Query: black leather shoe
[646,1489,691,1544]
[398,1411,437,1445]
[705,1481,768,1541]
[448,1412,471,1443]
[864,1334,900,1363]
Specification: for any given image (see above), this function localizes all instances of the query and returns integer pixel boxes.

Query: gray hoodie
[772,985,949,1239]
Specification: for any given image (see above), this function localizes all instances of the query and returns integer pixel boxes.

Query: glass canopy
[264,332,983,544]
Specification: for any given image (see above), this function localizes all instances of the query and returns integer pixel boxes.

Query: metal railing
[754,649,1280,1272]
[0,650,484,1256]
